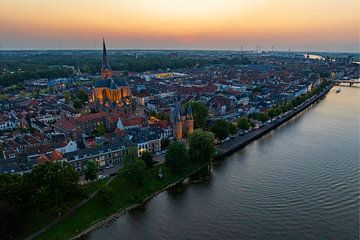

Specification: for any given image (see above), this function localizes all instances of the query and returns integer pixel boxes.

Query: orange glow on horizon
[0,0,358,51]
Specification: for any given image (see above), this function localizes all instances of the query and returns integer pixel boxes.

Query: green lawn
[36,163,205,240]
[18,179,104,240]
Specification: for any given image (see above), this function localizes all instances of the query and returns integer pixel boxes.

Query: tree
[72,98,82,109]
[97,184,113,206]
[94,123,106,136]
[25,162,80,211]
[85,160,99,181]
[119,148,146,185]
[280,104,288,113]
[141,151,154,169]
[32,88,40,97]
[268,108,277,119]
[256,112,269,123]
[211,119,229,141]
[0,174,27,238]
[237,117,250,130]
[285,102,293,111]
[228,123,237,136]
[188,129,215,163]
[253,86,263,93]
[78,89,89,104]
[161,138,170,149]
[165,141,189,171]
[186,101,208,128]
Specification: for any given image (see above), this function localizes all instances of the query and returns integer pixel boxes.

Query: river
[87,86,359,240]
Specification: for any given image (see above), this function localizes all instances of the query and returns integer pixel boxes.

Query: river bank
[215,83,334,158]
[70,163,208,240]
[35,163,209,240]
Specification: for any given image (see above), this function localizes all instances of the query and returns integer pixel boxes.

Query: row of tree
[210,119,237,141]
[165,129,215,172]
[209,80,330,141]
[0,66,73,87]
[254,80,330,123]
[118,129,215,186]
[210,116,254,141]
[0,54,189,86]
[0,52,251,87]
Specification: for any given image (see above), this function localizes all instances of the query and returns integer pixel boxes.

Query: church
[91,39,132,112]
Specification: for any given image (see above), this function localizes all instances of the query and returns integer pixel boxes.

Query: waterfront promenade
[216,84,333,158]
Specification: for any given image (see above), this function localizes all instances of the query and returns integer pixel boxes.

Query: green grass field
[35,163,205,240]
[18,180,104,240]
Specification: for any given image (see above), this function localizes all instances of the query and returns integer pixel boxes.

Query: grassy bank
[36,163,206,240]
[18,180,104,240]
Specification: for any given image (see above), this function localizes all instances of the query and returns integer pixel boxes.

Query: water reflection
[88,87,359,240]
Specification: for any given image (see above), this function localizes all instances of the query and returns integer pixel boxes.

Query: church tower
[101,39,113,79]
[185,104,194,134]
[173,102,183,140]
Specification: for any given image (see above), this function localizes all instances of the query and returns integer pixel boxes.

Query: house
[117,116,144,130]
[126,127,162,157]
[55,138,78,154]
[0,114,19,131]
[64,142,126,172]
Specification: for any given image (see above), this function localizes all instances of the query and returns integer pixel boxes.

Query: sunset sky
[0,0,359,52]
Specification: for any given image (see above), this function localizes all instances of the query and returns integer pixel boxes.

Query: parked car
[98,174,106,179]
[105,164,114,169]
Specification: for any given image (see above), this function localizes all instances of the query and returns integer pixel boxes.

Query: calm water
[89,86,359,240]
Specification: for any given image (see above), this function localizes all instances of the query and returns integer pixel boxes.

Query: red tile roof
[55,118,76,131]
[50,150,64,161]
[159,120,170,129]
[122,116,143,127]
[37,154,50,164]
[114,128,126,138]
[76,112,108,123]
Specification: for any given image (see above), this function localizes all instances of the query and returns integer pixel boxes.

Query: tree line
[118,129,215,186]
[209,80,330,141]
[0,52,250,87]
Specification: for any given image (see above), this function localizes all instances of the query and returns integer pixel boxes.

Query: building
[172,102,194,139]
[64,142,126,172]
[126,127,163,157]
[91,39,132,111]
[0,113,19,131]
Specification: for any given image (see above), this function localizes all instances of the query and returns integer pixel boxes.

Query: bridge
[333,79,360,86]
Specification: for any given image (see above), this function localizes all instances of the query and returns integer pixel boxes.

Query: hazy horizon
[1,0,359,52]
[0,47,358,54]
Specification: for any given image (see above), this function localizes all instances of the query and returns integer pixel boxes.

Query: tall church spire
[101,39,112,79]
[102,39,111,71]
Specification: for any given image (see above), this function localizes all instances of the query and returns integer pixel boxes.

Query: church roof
[173,101,182,123]
[94,78,128,89]
[187,104,193,116]
[186,104,193,120]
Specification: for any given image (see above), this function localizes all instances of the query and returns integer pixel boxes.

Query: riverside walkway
[216,84,333,158]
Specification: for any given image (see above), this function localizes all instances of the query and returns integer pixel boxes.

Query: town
[0,41,358,176]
